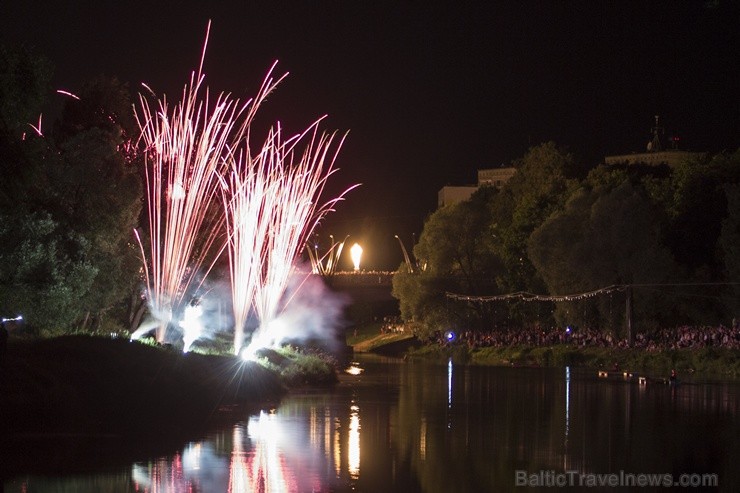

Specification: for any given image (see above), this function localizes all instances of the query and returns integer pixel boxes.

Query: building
[604,116,705,167]
[478,167,517,187]
[438,166,516,208]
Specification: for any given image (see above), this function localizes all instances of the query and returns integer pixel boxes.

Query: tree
[392,187,504,338]
[0,53,142,334]
[528,177,683,332]
[493,143,578,292]
[0,44,51,137]
[52,127,142,331]
[55,75,139,143]
[50,76,143,332]
[660,151,740,277]
[719,176,740,318]
[0,212,97,332]
[488,142,579,323]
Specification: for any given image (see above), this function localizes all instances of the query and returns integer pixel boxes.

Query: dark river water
[4,354,740,492]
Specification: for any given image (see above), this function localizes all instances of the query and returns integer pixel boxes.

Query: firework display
[133,23,354,353]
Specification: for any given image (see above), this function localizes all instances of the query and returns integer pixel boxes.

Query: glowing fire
[350,243,362,271]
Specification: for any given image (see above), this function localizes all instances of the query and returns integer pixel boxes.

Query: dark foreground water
[5,355,740,492]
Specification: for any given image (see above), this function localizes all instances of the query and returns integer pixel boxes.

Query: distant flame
[350,243,362,271]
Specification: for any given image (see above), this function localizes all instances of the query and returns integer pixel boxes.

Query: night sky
[2,1,738,269]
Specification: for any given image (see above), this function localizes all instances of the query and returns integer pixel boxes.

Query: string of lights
[445,282,740,304]
[445,285,626,303]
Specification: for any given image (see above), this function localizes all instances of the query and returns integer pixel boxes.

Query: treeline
[392,142,740,340]
[0,45,144,335]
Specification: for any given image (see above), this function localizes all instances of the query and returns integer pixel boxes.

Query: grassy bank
[346,322,417,354]
[405,343,740,378]
[0,335,337,440]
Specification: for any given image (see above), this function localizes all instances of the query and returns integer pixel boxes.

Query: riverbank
[347,323,740,378]
[408,343,740,378]
[0,335,336,440]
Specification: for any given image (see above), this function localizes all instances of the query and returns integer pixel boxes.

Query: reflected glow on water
[227,424,248,493]
[333,410,342,477]
[124,402,362,492]
[420,416,427,461]
[348,403,361,480]
[447,357,453,408]
[5,359,740,492]
[564,365,570,443]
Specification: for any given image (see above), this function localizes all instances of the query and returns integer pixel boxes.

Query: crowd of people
[432,323,740,350]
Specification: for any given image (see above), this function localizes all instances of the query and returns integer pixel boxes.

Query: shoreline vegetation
[0,336,337,440]
[0,335,339,480]
[348,322,740,379]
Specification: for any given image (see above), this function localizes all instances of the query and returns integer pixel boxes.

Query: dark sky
[2,1,738,270]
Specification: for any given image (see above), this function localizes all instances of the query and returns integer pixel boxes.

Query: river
[4,354,740,492]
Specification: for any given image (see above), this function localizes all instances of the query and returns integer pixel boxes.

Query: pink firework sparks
[223,118,356,354]
[134,21,356,350]
[56,89,80,100]
[133,21,264,342]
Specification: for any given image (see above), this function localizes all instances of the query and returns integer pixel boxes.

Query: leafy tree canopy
[0,47,142,334]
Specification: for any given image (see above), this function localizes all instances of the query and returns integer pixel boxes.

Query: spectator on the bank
[447,323,740,351]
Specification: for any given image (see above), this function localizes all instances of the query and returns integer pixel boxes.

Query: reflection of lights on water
[565,366,571,444]
[247,412,293,492]
[184,442,202,470]
[420,416,427,461]
[132,454,189,492]
[134,404,368,493]
[447,357,453,407]
[334,416,341,477]
[310,406,318,448]
[349,403,361,479]
[228,424,249,493]
[447,357,453,430]
[131,463,151,488]
[350,243,362,271]
[323,408,332,472]
[345,362,364,375]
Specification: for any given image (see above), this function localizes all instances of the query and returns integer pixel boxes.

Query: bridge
[319,271,398,318]
[322,271,395,287]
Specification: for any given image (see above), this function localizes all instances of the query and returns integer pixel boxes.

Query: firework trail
[133,21,254,342]
[223,119,354,354]
[306,235,348,276]
[133,21,355,351]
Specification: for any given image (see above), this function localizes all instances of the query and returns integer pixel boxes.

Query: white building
[438,166,516,208]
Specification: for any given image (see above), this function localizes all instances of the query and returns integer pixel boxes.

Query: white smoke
[247,271,350,355]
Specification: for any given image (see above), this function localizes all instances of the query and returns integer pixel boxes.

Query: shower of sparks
[225,120,355,355]
[180,303,204,352]
[28,113,43,137]
[306,235,348,276]
[134,21,356,351]
[133,21,250,342]
[56,89,80,100]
